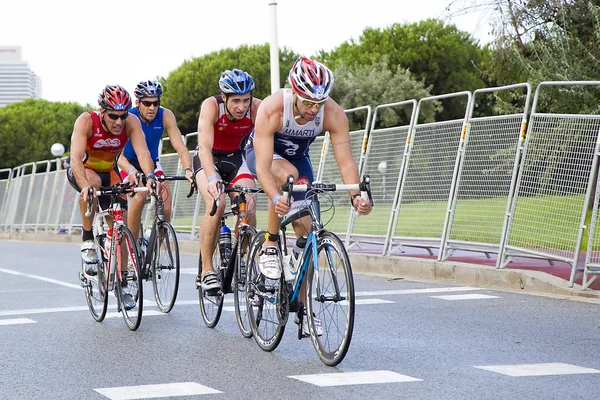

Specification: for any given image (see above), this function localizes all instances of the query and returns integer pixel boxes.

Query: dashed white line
[0,268,82,289]
[431,294,500,301]
[94,382,221,399]
[289,370,422,386]
[0,318,37,325]
[474,363,600,377]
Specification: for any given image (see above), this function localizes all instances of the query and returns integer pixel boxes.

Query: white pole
[269,1,280,94]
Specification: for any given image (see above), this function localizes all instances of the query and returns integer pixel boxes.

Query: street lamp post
[269,1,280,94]
[51,143,65,170]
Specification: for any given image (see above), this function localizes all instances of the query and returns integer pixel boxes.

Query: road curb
[2,231,599,299]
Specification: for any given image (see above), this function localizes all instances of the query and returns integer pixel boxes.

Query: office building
[0,46,41,107]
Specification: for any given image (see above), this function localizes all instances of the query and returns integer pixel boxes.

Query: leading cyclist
[246,58,372,335]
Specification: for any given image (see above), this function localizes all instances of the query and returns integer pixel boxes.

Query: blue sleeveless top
[123,107,165,161]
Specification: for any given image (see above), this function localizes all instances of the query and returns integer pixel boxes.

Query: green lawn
[170,194,597,252]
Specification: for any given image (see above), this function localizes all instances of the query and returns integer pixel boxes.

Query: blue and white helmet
[134,80,163,99]
[219,69,255,95]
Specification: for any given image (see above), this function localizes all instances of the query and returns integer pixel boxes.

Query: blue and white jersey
[123,107,165,161]
[273,89,325,159]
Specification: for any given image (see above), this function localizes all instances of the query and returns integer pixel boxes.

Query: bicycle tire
[151,222,180,313]
[83,236,108,322]
[306,231,355,366]
[198,245,224,328]
[246,230,286,351]
[234,225,257,338]
[114,225,144,331]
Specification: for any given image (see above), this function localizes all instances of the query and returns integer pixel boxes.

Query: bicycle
[197,181,262,337]
[137,174,196,313]
[245,175,373,366]
[79,182,147,331]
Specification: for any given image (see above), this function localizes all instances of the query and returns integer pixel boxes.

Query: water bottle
[285,236,307,282]
[140,228,151,254]
[219,225,232,262]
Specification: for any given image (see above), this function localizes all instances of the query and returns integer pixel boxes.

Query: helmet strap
[293,95,305,121]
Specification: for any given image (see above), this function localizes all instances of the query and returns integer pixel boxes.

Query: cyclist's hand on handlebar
[207,176,222,200]
[80,185,94,202]
[146,177,158,196]
[184,168,195,183]
[274,193,292,217]
[352,194,372,215]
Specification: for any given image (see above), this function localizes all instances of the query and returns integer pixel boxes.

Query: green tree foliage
[318,19,489,107]
[160,44,300,136]
[331,58,441,129]
[0,99,87,169]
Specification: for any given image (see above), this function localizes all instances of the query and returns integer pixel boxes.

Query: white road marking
[431,294,500,301]
[0,318,36,325]
[474,363,600,377]
[180,268,197,275]
[0,268,82,289]
[0,288,477,317]
[94,382,221,399]
[356,286,479,296]
[105,310,166,319]
[289,370,422,386]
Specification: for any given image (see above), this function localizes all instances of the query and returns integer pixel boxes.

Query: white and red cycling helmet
[288,57,334,101]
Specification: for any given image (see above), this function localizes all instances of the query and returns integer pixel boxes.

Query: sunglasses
[299,97,327,109]
[140,100,160,108]
[106,112,128,121]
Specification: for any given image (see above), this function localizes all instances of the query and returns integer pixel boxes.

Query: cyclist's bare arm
[70,112,94,199]
[249,97,263,125]
[324,100,360,196]
[197,97,221,198]
[254,91,285,202]
[126,115,157,194]
[163,108,193,181]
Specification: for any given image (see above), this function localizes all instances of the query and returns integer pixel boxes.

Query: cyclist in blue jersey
[246,58,372,335]
[117,80,194,240]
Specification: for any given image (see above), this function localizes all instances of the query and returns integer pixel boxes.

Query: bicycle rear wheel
[151,222,180,313]
[198,246,224,328]
[234,225,256,338]
[306,231,355,366]
[114,225,144,331]
[246,230,286,351]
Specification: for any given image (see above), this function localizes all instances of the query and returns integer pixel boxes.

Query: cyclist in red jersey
[67,85,157,284]
[193,69,262,292]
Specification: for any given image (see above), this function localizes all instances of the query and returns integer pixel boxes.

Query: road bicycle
[79,182,147,331]
[137,174,196,313]
[197,181,261,337]
[245,175,373,366]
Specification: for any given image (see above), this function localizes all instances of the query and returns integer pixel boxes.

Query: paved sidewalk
[2,231,599,300]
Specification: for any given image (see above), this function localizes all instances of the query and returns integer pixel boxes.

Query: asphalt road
[1,240,599,400]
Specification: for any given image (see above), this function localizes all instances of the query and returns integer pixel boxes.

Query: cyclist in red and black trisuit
[193,69,262,292]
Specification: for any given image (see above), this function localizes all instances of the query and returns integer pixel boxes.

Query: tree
[0,99,87,169]
[331,58,441,129]
[160,44,300,136]
[318,19,490,119]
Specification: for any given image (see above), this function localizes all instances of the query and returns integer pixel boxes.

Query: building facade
[0,46,41,107]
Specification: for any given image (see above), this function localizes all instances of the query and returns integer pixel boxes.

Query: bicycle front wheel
[151,222,180,313]
[83,257,108,322]
[234,225,256,338]
[246,230,286,352]
[114,225,144,331]
[198,246,224,328]
[306,231,355,366]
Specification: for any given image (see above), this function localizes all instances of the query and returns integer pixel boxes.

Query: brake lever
[187,179,197,198]
[84,186,95,217]
[209,180,224,217]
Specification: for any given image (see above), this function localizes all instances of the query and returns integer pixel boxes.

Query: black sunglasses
[106,112,128,121]
[140,100,160,107]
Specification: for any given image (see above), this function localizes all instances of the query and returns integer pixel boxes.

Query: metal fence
[2,81,600,289]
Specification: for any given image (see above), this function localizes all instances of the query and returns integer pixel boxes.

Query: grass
[170,194,596,252]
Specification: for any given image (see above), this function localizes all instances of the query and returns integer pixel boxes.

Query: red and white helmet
[288,58,334,101]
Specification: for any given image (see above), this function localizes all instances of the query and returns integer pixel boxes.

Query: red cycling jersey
[84,111,128,172]
[212,95,253,152]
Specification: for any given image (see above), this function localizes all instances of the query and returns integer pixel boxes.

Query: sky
[2,0,494,106]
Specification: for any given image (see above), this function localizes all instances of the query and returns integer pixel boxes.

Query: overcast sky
[2,0,493,106]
